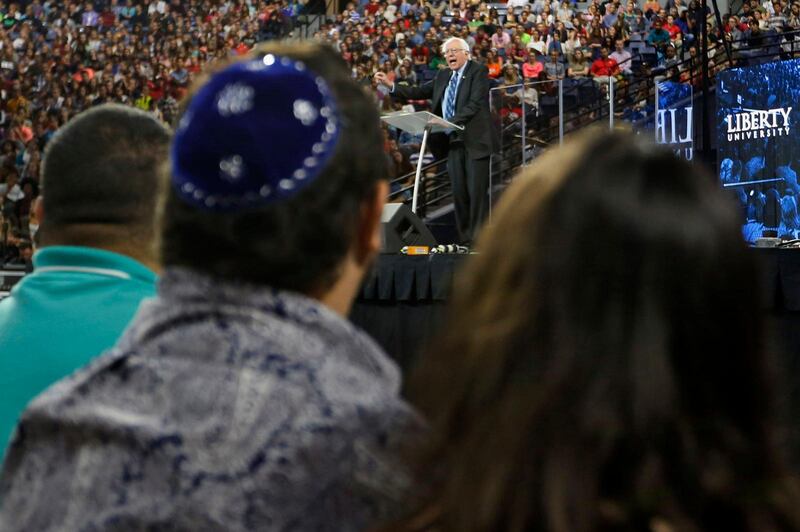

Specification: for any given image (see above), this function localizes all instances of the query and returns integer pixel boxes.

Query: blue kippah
[171,54,341,211]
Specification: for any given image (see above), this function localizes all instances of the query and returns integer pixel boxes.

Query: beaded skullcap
[171,54,341,211]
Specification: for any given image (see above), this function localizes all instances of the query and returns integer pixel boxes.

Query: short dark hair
[159,41,389,295]
[41,104,171,242]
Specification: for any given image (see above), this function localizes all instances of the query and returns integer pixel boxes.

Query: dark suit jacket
[393,61,497,160]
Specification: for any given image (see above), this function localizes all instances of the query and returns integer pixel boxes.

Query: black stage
[350,249,800,378]
[349,253,463,375]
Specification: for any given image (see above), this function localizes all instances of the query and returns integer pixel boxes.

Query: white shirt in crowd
[610,48,633,73]
[0,183,24,202]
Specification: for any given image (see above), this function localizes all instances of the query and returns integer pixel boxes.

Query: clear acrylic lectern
[381,111,464,213]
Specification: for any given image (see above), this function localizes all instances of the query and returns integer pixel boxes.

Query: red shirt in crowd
[100,9,116,27]
[147,80,165,101]
[412,45,430,62]
[664,23,681,39]
[590,57,620,77]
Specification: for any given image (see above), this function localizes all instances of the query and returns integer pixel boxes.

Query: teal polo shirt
[0,246,156,458]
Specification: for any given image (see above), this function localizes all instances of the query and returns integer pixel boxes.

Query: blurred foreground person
[0,104,169,458]
[0,42,421,531]
[393,130,800,532]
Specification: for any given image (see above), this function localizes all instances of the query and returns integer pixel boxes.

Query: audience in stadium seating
[0,0,296,263]
[0,41,421,531]
[0,0,792,211]
[0,104,169,459]
[0,0,791,231]
[306,0,800,191]
[388,130,800,531]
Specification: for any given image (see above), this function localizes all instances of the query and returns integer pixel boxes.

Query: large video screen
[717,60,800,242]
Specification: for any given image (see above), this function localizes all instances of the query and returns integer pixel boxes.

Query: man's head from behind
[18,240,33,261]
[39,104,171,257]
[160,41,388,309]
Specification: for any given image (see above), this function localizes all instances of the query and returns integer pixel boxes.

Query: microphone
[430,244,470,254]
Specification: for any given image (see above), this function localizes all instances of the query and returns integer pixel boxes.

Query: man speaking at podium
[375,37,496,245]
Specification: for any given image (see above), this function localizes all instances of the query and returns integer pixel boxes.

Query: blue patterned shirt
[0,268,423,531]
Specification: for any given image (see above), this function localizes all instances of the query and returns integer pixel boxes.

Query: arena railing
[296,0,335,38]
[387,157,450,219]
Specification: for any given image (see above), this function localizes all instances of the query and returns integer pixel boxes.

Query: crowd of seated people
[315,0,648,178]
[0,0,298,266]
[0,0,799,260]
[313,0,713,101]
[309,0,800,162]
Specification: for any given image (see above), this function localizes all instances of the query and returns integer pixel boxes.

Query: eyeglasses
[444,48,468,55]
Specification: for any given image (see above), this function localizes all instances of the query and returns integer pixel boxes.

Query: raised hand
[373,71,393,89]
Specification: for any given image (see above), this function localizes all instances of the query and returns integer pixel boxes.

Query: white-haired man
[375,37,497,245]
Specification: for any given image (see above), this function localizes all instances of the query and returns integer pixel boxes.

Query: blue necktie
[444,72,458,121]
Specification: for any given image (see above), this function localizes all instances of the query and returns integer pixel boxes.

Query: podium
[381,111,463,214]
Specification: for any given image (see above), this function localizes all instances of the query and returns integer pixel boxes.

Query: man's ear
[33,195,43,224]
[355,180,389,265]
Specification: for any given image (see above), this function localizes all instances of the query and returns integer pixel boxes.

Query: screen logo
[725,107,792,141]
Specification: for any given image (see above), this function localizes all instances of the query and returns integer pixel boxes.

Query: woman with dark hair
[568,48,590,76]
[392,130,800,532]
[613,14,630,40]
[588,20,606,58]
